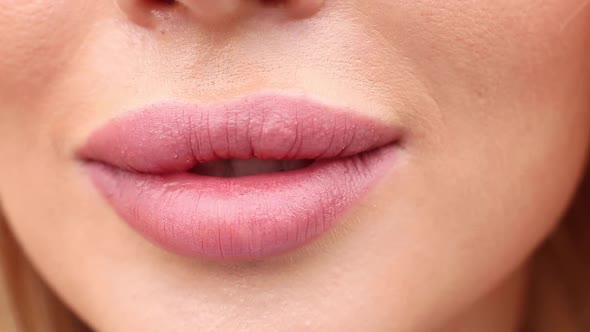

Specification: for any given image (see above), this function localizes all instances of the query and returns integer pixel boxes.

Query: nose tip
[117,0,326,25]
[285,0,325,18]
[178,0,242,21]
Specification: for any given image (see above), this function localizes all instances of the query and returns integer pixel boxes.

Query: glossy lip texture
[78,93,402,260]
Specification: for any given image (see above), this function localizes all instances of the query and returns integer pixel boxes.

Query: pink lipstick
[79,93,401,260]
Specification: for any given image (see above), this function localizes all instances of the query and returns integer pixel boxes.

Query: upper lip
[78,92,401,174]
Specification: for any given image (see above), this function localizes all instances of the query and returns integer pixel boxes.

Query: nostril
[153,0,177,7]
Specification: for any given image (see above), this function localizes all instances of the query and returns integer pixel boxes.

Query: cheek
[355,0,590,168]
[0,0,95,97]
[0,1,107,172]
[363,0,590,105]
[358,0,590,323]
[407,0,590,246]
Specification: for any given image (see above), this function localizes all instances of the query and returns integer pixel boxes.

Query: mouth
[78,92,402,260]
[189,158,314,177]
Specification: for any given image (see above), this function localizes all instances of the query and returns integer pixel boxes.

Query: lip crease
[78,92,402,260]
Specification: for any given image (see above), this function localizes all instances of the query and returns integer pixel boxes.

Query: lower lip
[84,145,397,260]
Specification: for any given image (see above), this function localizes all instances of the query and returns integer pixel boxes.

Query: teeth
[191,159,312,177]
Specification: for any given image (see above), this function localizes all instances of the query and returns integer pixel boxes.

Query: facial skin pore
[0,1,589,331]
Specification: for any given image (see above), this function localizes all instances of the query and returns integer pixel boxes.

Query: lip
[78,92,401,260]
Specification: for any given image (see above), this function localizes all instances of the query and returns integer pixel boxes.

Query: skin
[0,0,589,331]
